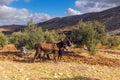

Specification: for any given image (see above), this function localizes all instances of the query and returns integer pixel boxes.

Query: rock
[58,72,63,76]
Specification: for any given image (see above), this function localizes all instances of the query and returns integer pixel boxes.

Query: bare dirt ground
[0,45,120,80]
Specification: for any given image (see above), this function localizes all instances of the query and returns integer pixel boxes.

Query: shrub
[9,19,45,49]
[24,26,45,49]
[57,33,66,41]
[108,36,120,48]
[9,19,66,49]
[85,25,98,55]
[93,21,107,45]
[0,32,7,47]
[9,32,28,49]
[71,21,106,55]
[44,30,58,43]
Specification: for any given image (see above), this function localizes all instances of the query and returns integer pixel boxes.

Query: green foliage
[9,19,44,49]
[9,32,28,49]
[0,32,7,47]
[9,19,66,49]
[57,33,66,41]
[93,21,106,44]
[71,21,106,55]
[85,25,98,55]
[24,25,45,49]
[44,30,57,43]
[108,36,120,48]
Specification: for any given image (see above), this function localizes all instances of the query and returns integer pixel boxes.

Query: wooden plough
[21,47,34,61]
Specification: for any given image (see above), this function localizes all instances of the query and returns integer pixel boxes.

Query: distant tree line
[0,20,120,55]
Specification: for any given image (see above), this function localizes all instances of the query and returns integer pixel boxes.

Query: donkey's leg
[33,49,41,62]
[38,53,41,59]
[47,54,50,60]
[58,49,63,60]
[33,52,38,62]
[59,52,62,60]
[60,49,63,59]
[58,50,60,60]
[53,50,57,63]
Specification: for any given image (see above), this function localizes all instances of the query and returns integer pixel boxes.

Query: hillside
[38,6,120,35]
[0,6,120,35]
[0,25,24,35]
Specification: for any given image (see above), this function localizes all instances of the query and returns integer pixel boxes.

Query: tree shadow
[0,51,23,57]
[0,51,32,63]
[13,57,51,63]
[41,76,99,80]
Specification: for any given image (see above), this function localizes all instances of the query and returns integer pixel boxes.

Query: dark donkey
[33,39,72,62]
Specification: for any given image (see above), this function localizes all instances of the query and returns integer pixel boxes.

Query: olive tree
[9,19,66,49]
[0,32,7,47]
[71,21,106,55]
[9,32,28,49]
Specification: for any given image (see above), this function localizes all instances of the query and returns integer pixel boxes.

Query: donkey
[33,39,72,62]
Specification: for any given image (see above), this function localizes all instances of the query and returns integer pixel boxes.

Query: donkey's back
[34,42,58,52]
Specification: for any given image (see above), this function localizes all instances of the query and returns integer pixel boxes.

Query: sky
[0,0,120,26]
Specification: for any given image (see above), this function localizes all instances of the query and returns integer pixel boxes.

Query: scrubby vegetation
[108,36,120,48]
[70,21,119,55]
[71,21,106,54]
[9,19,66,49]
[0,20,120,54]
[0,32,8,47]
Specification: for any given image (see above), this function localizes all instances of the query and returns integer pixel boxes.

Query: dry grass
[0,60,120,80]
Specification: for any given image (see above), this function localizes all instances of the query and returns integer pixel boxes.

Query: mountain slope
[38,6,120,35]
[0,25,24,35]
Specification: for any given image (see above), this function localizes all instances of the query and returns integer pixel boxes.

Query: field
[0,45,120,80]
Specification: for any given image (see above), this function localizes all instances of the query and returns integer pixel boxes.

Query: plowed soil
[0,45,120,67]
